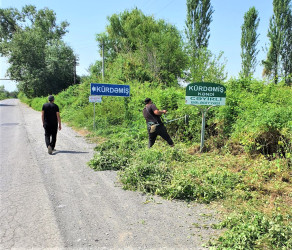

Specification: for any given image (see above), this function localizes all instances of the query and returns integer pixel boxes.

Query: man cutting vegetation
[143,98,174,148]
[42,95,62,154]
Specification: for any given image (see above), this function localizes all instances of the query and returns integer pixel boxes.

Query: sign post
[89,96,102,130]
[90,83,130,130]
[185,82,226,152]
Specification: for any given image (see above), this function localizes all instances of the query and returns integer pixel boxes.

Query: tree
[185,0,214,50]
[185,48,227,83]
[184,0,226,82]
[263,0,292,84]
[0,5,77,97]
[280,2,292,85]
[0,85,18,99]
[96,9,187,85]
[240,7,260,78]
[0,85,9,100]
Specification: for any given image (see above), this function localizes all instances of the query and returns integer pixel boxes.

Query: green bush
[214,79,292,159]
[30,96,46,111]
[216,212,292,249]
[88,150,130,171]
[18,91,32,105]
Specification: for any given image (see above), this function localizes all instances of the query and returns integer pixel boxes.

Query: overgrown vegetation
[20,76,292,249]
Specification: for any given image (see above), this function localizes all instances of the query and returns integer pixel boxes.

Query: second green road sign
[185,82,226,106]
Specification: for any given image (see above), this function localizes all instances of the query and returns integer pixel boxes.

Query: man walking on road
[143,98,174,148]
[42,95,61,154]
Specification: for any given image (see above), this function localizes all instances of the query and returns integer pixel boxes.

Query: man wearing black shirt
[42,95,61,154]
[143,98,174,148]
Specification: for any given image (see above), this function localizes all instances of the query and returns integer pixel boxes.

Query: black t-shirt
[42,102,59,125]
[143,104,162,124]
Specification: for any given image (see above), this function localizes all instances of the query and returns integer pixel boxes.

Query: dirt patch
[227,141,245,155]
[187,145,201,155]
[70,126,106,144]
[75,128,91,137]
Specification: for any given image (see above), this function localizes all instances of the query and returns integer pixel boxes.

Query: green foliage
[186,48,227,83]
[88,137,144,171]
[88,150,130,171]
[119,146,191,194]
[26,76,291,161]
[216,212,292,249]
[96,8,187,85]
[0,8,20,43]
[0,85,9,100]
[184,0,225,83]
[185,0,214,49]
[0,85,18,100]
[0,5,77,97]
[119,147,243,203]
[17,91,31,105]
[30,96,46,111]
[240,7,260,78]
[262,0,292,84]
[218,78,292,158]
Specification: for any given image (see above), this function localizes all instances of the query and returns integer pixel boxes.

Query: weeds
[22,77,292,249]
[215,212,292,249]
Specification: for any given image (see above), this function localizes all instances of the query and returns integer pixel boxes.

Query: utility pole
[73,55,79,84]
[73,58,76,85]
[102,40,105,81]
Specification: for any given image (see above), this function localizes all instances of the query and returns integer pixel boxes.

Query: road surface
[0,99,221,249]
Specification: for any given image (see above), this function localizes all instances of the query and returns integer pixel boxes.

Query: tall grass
[20,77,292,249]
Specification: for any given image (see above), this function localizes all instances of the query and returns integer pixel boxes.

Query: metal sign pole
[93,102,96,130]
[89,96,102,131]
[199,105,215,152]
[102,41,105,81]
[200,109,206,152]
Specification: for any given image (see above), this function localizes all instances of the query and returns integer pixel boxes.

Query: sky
[0,0,274,92]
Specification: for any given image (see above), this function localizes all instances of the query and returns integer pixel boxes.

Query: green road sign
[185,82,226,106]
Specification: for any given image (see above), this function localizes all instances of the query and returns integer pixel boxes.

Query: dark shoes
[48,145,53,155]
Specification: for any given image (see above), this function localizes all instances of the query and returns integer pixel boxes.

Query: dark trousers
[148,124,173,148]
[44,124,58,149]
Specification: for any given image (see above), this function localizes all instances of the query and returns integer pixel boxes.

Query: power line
[155,0,176,16]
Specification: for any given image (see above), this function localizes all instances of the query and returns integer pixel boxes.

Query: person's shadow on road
[0,104,16,106]
[53,150,89,155]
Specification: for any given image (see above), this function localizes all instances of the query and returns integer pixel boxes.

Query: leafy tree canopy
[96,8,187,85]
[0,5,77,98]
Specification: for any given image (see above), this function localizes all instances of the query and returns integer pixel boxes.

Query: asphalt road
[0,99,221,249]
